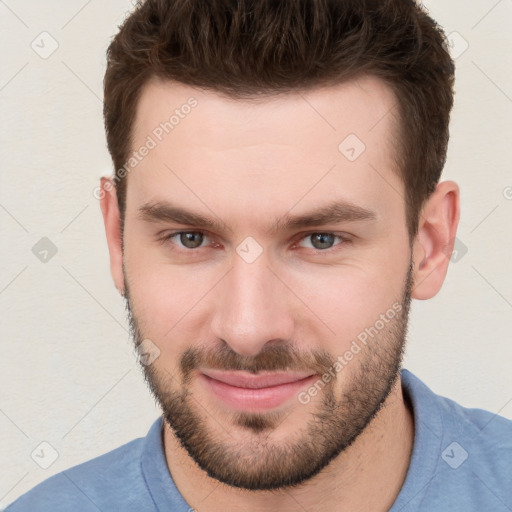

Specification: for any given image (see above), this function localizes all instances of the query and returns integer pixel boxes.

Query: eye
[159,230,350,253]
[162,230,211,249]
[297,232,348,251]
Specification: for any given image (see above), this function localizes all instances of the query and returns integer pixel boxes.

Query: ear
[99,177,125,296]
[412,180,460,300]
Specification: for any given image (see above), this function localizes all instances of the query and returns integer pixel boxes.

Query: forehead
[127,75,403,233]
[132,74,398,150]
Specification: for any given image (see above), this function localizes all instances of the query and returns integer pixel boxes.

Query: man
[6,0,511,511]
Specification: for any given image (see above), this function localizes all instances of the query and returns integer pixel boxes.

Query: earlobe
[99,177,125,296]
[411,181,460,300]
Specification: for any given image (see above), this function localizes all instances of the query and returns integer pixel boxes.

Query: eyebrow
[137,199,377,235]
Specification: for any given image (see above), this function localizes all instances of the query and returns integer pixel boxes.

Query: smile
[197,369,317,412]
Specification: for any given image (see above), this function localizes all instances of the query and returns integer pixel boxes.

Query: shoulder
[401,369,512,511]
[402,368,512,450]
[428,375,512,458]
[436,385,512,479]
[4,436,151,511]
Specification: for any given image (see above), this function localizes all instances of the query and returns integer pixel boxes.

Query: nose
[210,251,295,357]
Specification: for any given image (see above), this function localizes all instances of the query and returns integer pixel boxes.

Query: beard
[123,260,414,491]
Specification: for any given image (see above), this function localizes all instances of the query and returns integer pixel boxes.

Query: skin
[100,75,460,511]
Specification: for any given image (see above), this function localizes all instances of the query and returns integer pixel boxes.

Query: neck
[162,375,415,512]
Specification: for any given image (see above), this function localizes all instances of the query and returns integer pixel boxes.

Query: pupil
[312,233,334,249]
[181,232,203,249]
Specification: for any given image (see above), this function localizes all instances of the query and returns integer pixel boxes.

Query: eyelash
[158,230,351,254]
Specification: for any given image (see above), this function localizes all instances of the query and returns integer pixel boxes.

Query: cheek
[124,244,217,357]
[294,273,397,349]
[128,268,199,331]
[285,247,408,355]
[127,273,197,375]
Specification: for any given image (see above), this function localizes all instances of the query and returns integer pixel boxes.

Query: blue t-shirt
[4,369,512,511]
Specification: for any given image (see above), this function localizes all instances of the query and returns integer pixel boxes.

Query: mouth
[197,369,317,412]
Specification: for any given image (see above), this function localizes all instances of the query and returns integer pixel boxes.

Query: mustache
[180,342,335,381]
[124,293,333,379]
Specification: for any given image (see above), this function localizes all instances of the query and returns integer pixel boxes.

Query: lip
[198,369,317,412]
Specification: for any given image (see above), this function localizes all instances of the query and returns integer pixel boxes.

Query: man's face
[121,76,414,490]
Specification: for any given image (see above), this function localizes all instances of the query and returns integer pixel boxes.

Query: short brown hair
[103,0,455,240]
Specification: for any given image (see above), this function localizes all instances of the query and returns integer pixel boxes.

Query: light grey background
[1,0,511,507]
